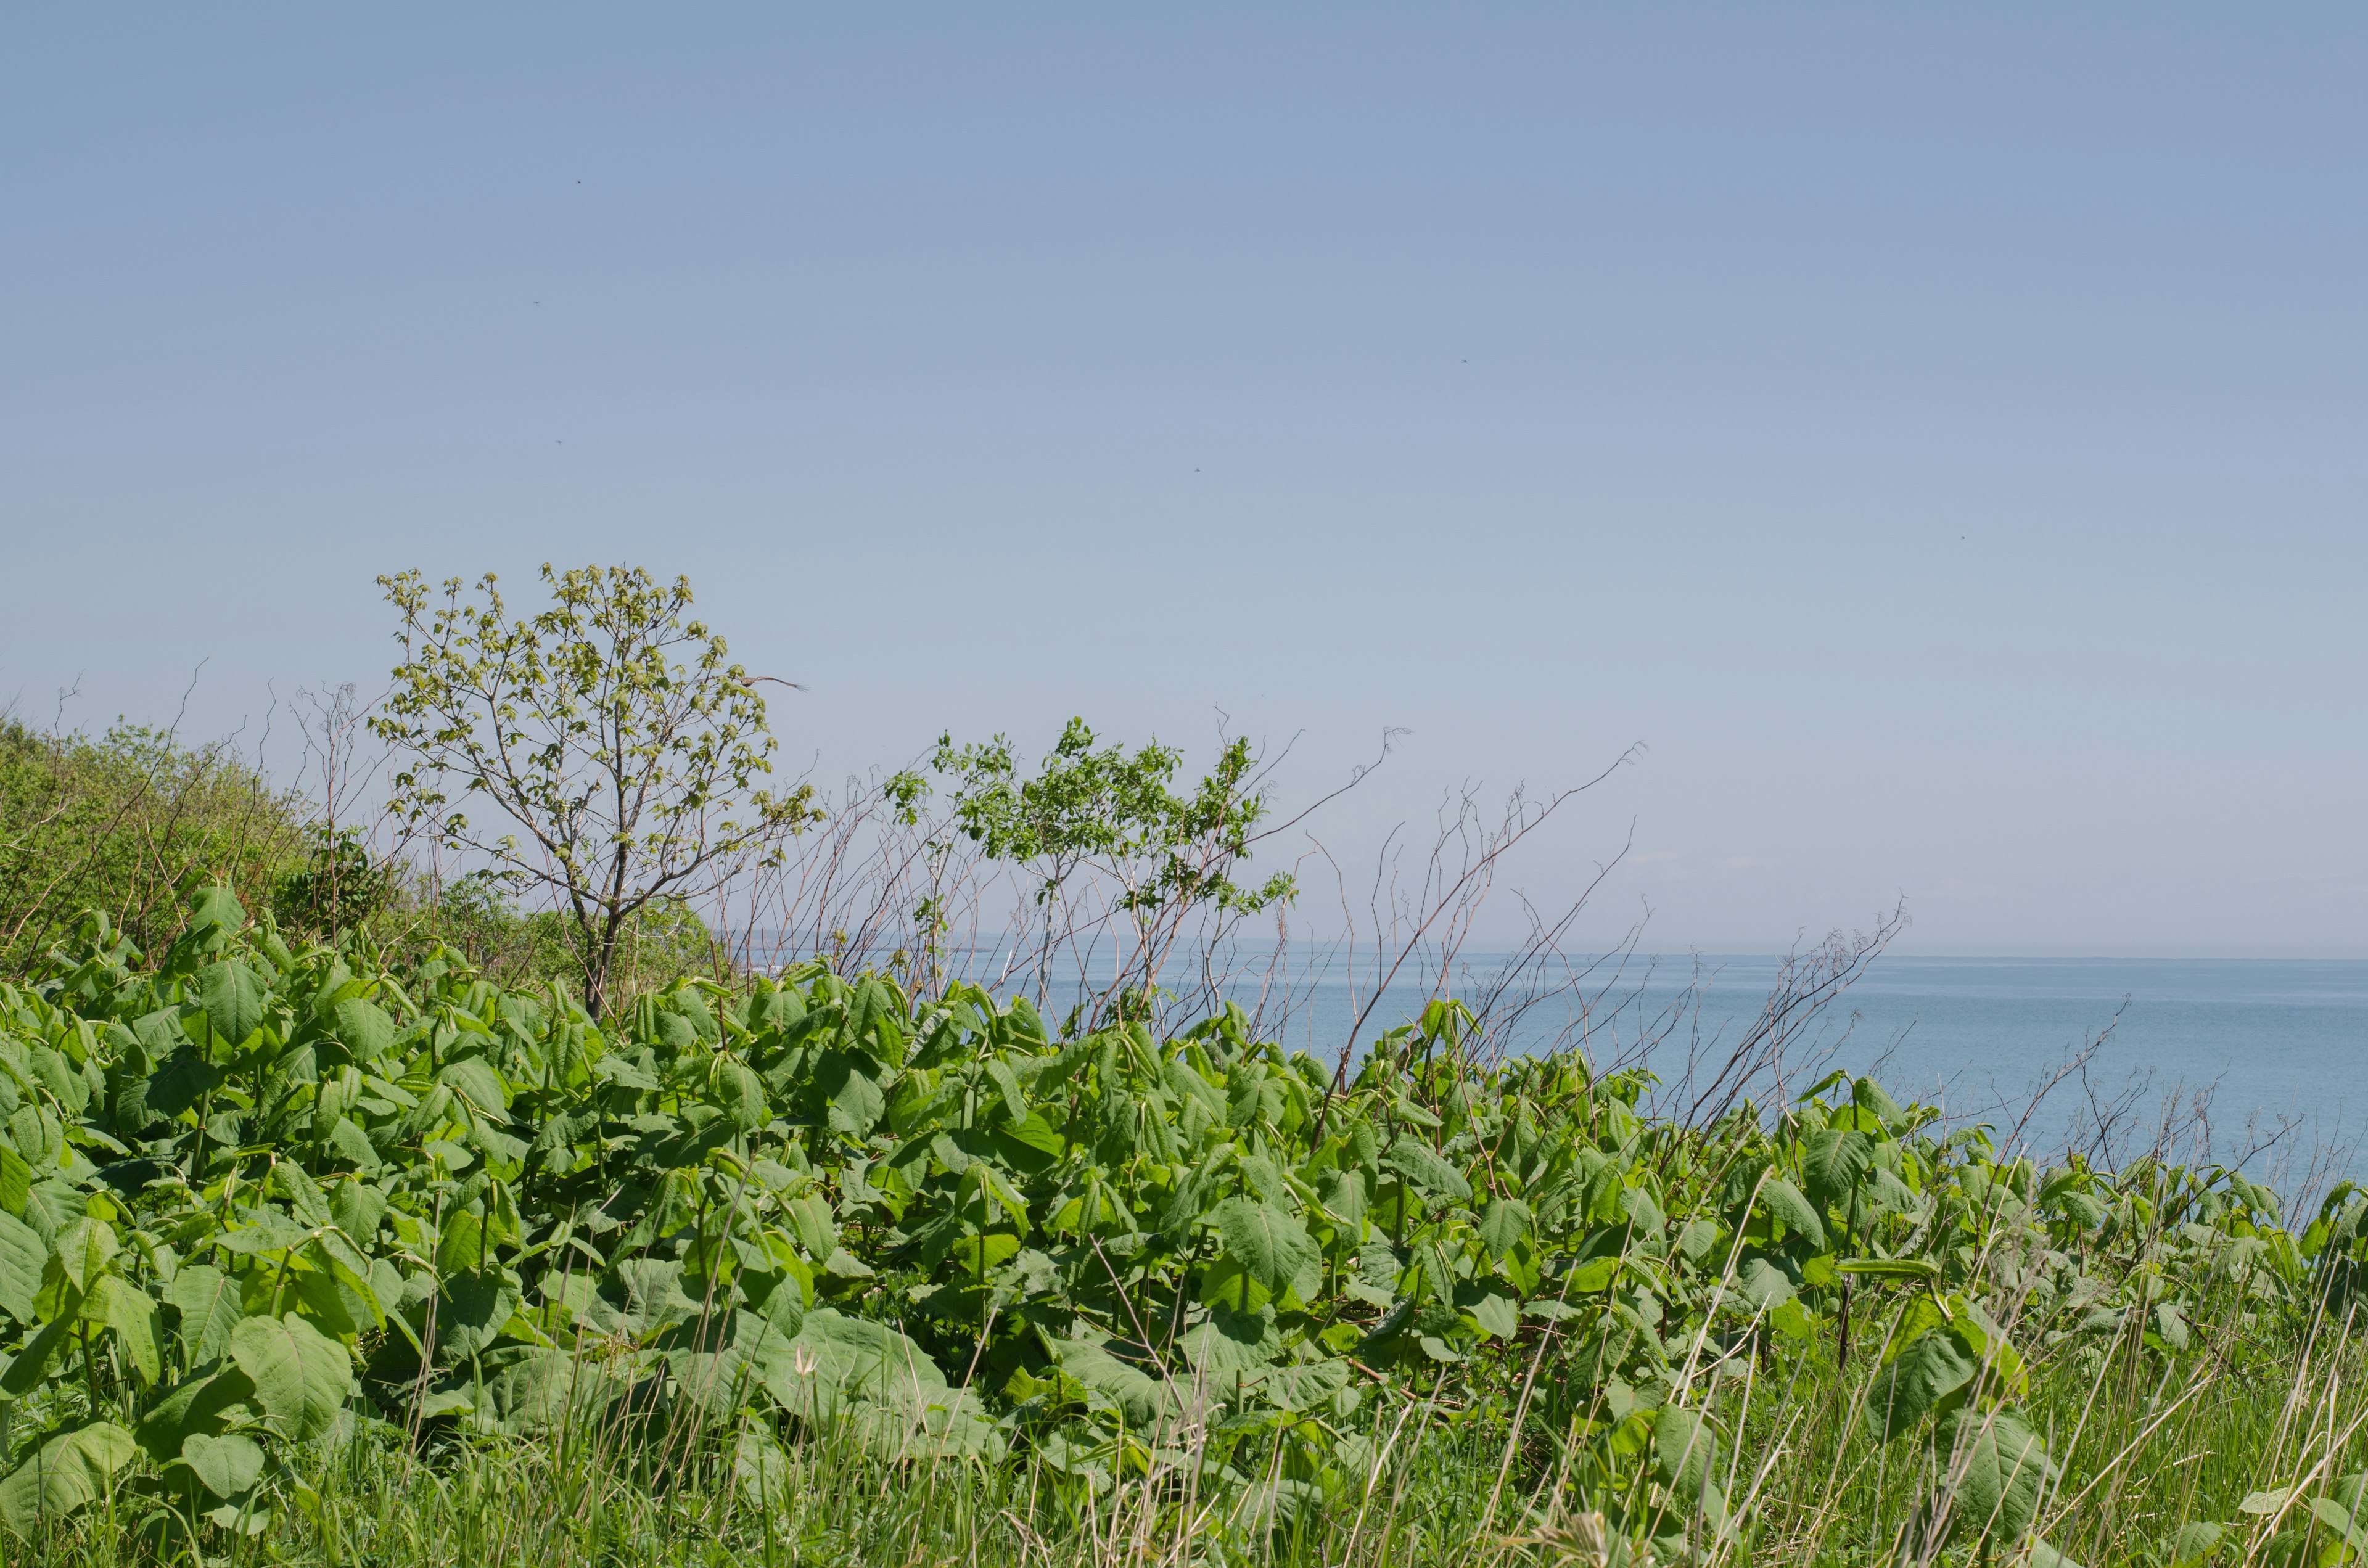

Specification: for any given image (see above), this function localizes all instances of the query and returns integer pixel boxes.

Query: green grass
[22,1275,2368,1566]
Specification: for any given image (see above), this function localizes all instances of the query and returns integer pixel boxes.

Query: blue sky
[4,7,2363,956]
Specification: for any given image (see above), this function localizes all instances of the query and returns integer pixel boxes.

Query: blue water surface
[1231,953,2368,1184]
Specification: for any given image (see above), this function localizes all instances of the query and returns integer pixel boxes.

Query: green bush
[0,888,2352,1566]
[0,721,306,975]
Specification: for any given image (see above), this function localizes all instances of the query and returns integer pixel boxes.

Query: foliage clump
[0,889,2356,1566]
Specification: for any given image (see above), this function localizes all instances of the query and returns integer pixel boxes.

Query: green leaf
[1732,1257,1798,1312]
[432,1268,523,1361]
[817,1051,886,1134]
[134,1365,259,1464]
[1759,1178,1827,1249]
[0,1421,138,1533]
[1318,1168,1370,1227]
[438,1057,510,1114]
[1477,1196,1532,1260]
[1460,1284,1521,1339]
[1182,1304,1281,1376]
[54,1216,120,1294]
[1941,1408,2052,1547]
[1054,1337,1175,1427]
[1800,1130,1876,1211]
[1655,1405,1727,1501]
[713,1058,767,1133]
[331,998,396,1061]
[1383,1136,1471,1201]
[229,1312,350,1440]
[0,1211,43,1325]
[1211,1197,1319,1301]
[178,1432,265,1500]
[171,1266,245,1363]
[1836,1257,1943,1285]
[93,1275,162,1384]
[0,1147,28,1216]
[2170,1521,2226,1563]
[198,960,269,1048]
[1864,1330,1978,1440]
[2312,1496,2368,1550]
[186,886,247,942]
[482,1348,624,1436]
[327,1117,382,1170]
[0,1315,72,1398]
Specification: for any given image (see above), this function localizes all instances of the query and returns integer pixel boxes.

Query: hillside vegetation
[0,890,2361,1567]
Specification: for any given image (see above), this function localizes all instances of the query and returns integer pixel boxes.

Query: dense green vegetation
[0,717,725,1008]
[1,888,2364,1566]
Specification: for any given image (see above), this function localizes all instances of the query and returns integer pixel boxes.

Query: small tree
[928,717,1294,1019]
[371,564,814,1018]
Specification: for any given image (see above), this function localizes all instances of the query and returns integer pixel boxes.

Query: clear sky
[4,7,2362,957]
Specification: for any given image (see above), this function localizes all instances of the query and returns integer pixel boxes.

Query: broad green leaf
[92,1275,162,1384]
[1941,1408,2051,1547]
[1318,1168,1370,1227]
[817,1051,886,1134]
[784,1195,837,1262]
[1182,1304,1281,1375]
[134,1366,259,1464]
[0,1421,137,1533]
[198,960,269,1047]
[713,1057,767,1132]
[0,1317,73,1398]
[1732,1257,1797,1311]
[331,998,396,1061]
[1383,1137,1471,1201]
[54,1216,118,1294]
[185,885,246,941]
[1836,1257,1942,1285]
[0,1147,27,1216]
[735,1429,793,1510]
[1801,1130,1876,1212]
[2170,1521,2225,1563]
[1759,1178,1827,1249]
[1864,1330,1977,1440]
[1211,1197,1319,1300]
[178,1432,264,1500]
[328,1117,382,1170]
[1655,1405,1727,1501]
[1054,1337,1175,1427]
[1477,1196,1532,1260]
[438,1057,509,1114]
[482,1348,624,1436]
[1460,1284,1520,1339]
[229,1312,350,1440]
[2311,1496,2368,1550]
[0,1211,43,1324]
[171,1266,245,1362]
[431,1268,522,1361]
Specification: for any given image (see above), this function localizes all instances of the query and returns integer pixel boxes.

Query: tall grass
[25,1225,2368,1568]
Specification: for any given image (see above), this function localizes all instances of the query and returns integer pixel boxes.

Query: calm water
[1231,953,2368,1181]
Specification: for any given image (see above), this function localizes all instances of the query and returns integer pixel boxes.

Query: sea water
[1228,953,2368,1186]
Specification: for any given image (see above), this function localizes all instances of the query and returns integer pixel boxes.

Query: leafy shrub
[0,721,307,975]
[0,889,2341,1564]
